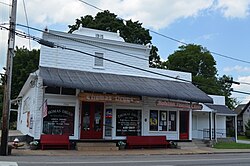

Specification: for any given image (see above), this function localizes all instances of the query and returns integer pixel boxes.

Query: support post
[0,0,17,156]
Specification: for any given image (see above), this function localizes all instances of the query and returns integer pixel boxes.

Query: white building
[192,95,237,141]
[17,27,213,142]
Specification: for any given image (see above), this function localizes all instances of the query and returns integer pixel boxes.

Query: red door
[80,102,103,139]
[179,111,189,140]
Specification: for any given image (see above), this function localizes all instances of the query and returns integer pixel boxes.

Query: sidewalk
[10,147,250,156]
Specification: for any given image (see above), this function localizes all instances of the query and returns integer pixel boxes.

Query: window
[45,87,75,95]
[116,109,141,136]
[94,52,104,67]
[43,105,75,136]
[149,110,177,132]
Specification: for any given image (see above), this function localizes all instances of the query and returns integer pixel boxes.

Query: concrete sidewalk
[10,147,250,156]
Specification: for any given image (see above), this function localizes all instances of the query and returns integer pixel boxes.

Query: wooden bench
[126,136,169,149]
[40,134,70,150]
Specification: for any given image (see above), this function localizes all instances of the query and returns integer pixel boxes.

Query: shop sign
[156,100,203,110]
[79,93,141,103]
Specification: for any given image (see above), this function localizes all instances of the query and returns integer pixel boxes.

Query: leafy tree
[11,47,40,98]
[165,44,237,109]
[68,10,161,68]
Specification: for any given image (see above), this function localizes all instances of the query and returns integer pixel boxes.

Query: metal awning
[205,104,236,116]
[39,66,213,103]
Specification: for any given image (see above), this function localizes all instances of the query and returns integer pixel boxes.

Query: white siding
[40,30,191,82]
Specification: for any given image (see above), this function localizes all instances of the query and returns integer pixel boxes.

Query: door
[81,102,103,139]
[179,111,189,140]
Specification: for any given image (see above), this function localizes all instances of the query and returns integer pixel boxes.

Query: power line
[6,24,250,88]
[77,0,250,65]
[1,25,250,96]
[0,1,11,6]
[22,0,31,50]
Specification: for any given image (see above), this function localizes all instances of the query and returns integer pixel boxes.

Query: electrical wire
[16,23,250,86]
[22,0,31,50]
[11,24,250,88]
[1,25,250,96]
[0,1,11,6]
[77,0,250,65]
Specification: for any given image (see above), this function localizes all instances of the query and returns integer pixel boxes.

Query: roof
[235,101,250,116]
[39,66,213,103]
[205,104,236,116]
[234,104,246,115]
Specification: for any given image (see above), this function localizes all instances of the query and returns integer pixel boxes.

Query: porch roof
[39,66,213,103]
[205,104,236,116]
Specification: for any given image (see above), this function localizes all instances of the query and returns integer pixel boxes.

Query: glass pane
[160,111,167,131]
[150,110,158,131]
[116,109,141,136]
[105,109,112,137]
[94,104,102,131]
[169,111,176,131]
[82,104,90,131]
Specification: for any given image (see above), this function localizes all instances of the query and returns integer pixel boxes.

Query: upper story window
[95,34,103,39]
[94,52,104,67]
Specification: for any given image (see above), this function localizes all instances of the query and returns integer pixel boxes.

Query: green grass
[238,135,250,141]
[214,142,250,149]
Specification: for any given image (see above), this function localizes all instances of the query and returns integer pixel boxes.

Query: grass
[214,142,250,149]
[238,135,250,141]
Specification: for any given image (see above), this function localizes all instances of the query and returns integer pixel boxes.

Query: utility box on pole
[0,0,17,156]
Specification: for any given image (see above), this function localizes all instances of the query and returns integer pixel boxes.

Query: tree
[11,47,40,99]
[68,10,161,68]
[165,44,237,109]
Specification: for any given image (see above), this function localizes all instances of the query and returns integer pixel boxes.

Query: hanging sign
[156,100,203,110]
[79,93,141,103]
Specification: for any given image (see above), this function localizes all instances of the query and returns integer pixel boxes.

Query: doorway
[80,102,104,139]
[179,111,189,140]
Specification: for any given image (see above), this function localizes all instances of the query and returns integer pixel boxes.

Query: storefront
[17,28,212,141]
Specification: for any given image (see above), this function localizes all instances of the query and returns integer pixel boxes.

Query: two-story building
[17,27,213,142]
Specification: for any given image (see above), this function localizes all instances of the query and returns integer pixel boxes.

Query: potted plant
[29,141,39,150]
[118,141,126,150]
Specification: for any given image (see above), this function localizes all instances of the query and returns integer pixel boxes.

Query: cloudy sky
[1,0,250,104]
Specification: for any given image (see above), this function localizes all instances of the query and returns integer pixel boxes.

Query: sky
[0,0,250,104]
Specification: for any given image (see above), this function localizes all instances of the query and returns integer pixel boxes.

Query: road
[0,153,249,166]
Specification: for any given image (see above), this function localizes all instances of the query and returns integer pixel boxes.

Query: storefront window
[116,109,141,136]
[169,111,176,131]
[43,105,75,136]
[150,110,158,131]
[149,110,177,132]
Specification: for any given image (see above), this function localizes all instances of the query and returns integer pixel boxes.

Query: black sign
[116,109,141,136]
[43,105,75,136]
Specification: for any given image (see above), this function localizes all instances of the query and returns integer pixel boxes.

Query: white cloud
[99,0,214,30]
[215,0,250,18]
[223,65,250,73]
[232,76,250,104]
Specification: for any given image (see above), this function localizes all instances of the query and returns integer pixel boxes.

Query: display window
[43,105,75,136]
[149,110,176,132]
[116,109,141,136]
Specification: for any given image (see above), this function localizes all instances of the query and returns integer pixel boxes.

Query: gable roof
[235,101,250,116]
[205,104,236,116]
[39,66,213,103]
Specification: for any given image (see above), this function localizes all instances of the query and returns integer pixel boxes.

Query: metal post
[0,0,17,156]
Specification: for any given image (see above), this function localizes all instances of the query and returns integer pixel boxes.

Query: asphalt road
[1,153,250,166]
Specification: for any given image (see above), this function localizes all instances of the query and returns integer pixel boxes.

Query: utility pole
[0,0,17,156]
